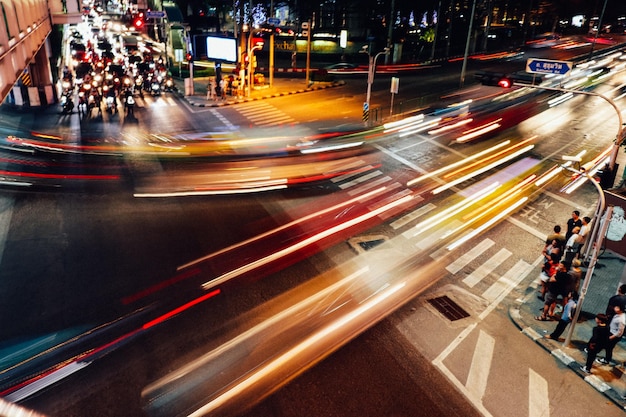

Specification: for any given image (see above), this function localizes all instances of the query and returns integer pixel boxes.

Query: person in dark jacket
[581,313,610,373]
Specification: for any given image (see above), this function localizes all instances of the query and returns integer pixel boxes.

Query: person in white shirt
[597,304,626,365]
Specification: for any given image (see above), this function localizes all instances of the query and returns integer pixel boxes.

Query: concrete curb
[509,291,626,411]
[178,80,345,108]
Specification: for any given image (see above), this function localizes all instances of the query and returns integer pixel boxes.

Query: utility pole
[385,0,395,65]
[460,0,477,88]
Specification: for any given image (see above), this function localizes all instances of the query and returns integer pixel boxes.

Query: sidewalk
[172,75,345,108]
[510,249,626,409]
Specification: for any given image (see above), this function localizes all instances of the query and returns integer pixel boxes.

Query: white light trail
[201,194,414,290]
[406,140,511,187]
[431,145,534,194]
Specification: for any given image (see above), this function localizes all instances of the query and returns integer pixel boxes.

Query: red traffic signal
[185,53,193,62]
[252,37,264,48]
[498,77,512,88]
[132,11,144,29]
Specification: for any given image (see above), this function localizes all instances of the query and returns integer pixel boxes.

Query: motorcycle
[150,77,161,96]
[106,95,117,114]
[163,77,175,92]
[60,92,74,114]
[77,91,88,115]
[124,91,135,116]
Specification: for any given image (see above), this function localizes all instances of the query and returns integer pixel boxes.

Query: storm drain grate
[427,295,470,321]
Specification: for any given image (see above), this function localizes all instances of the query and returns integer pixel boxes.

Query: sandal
[535,315,548,321]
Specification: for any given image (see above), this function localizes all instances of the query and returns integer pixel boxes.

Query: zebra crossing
[326,155,535,305]
[134,94,178,108]
[235,102,297,126]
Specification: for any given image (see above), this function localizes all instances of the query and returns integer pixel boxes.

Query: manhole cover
[427,295,470,321]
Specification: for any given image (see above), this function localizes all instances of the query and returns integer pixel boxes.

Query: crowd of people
[535,210,626,374]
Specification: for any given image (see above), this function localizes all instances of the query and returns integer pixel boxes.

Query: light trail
[201,194,414,291]
[406,140,511,187]
[432,145,535,194]
[409,182,500,238]
[177,186,390,270]
[185,282,406,417]
[447,196,529,250]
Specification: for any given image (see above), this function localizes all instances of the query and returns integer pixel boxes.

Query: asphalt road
[3,39,626,416]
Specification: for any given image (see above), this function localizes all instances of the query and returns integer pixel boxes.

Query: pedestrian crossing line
[466,330,495,401]
[330,163,378,183]
[347,175,392,196]
[339,170,383,189]
[463,248,512,288]
[237,102,273,114]
[366,187,411,214]
[482,259,532,302]
[255,115,295,126]
[210,109,235,129]
[446,239,495,274]
[396,204,437,232]
[415,221,465,252]
[529,369,550,417]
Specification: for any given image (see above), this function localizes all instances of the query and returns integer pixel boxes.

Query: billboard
[206,36,237,63]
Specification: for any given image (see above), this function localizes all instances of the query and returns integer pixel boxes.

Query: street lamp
[560,161,612,347]
[361,46,390,121]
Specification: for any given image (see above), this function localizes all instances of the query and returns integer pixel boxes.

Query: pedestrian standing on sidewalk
[565,211,582,242]
[581,313,610,373]
[536,261,570,321]
[564,226,582,263]
[597,304,626,365]
[545,290,578,340]
[545,225,566,248]
[206,77,214,100]
[605,284,626,316]
[569,259,583,293]
[219,78,226,100]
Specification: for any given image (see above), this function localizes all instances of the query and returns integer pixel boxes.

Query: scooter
[150,77,161,96]
[124,93,135,116]
[60,93,74,114]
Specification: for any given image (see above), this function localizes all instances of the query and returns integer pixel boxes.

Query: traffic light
[132,12,144,30]
[497,77,512,88]
[186,53,193,63]
[252,37,264,49]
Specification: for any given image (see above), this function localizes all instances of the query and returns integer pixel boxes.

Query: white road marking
[466,330,495,401]
[482,259,532,302]
[463,248,512,288]
[446,238,495,274]
[528,369,550,417]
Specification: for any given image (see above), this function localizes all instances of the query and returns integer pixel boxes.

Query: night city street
[2,1,626,417]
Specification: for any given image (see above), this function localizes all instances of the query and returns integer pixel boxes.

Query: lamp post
[560,162,612,347]
[363,47,390,113]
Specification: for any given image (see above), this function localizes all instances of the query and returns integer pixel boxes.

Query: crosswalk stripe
[482,259,532,302]
[330,163,377,183]
[255,115,295,125]
[339,170,383,189]
[529,369,550,417]
[416,221,464,252]
[466,330,495,401]
[463,248,512,288]
[395,203,437,231]
[446,239,495,274]
[347,175,392,196]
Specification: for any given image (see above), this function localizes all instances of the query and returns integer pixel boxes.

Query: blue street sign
[146,10,166,18]
[267,17,280,26]
[526,58,573,76]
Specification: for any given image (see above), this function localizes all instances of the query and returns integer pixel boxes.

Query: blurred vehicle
[324,62,359,71]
